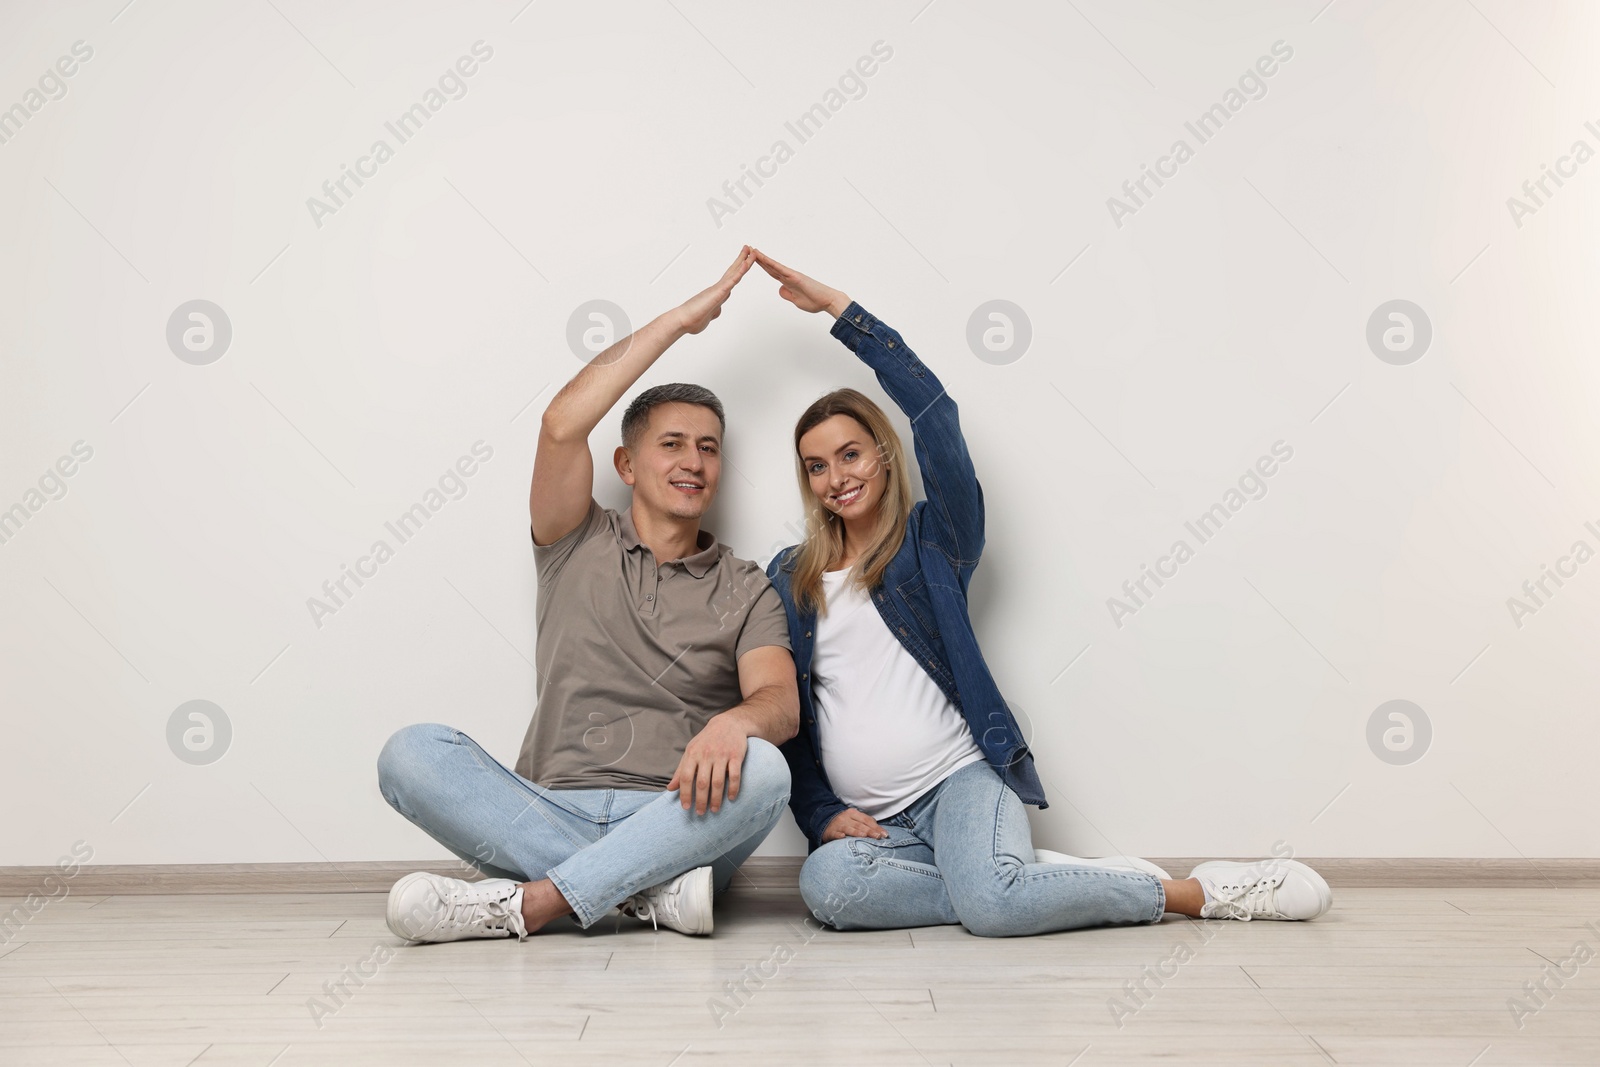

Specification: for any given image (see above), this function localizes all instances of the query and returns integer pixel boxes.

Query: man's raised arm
[529,245,757,545]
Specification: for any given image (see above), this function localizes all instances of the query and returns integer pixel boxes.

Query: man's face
[618,402,723,522]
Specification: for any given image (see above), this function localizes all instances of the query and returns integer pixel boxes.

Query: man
[377,245,798,942]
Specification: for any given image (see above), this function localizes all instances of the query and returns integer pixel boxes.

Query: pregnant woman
[753,249,1332,935]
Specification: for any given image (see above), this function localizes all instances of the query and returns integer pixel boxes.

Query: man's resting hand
[667,713,749,816]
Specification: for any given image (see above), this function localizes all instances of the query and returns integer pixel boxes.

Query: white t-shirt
[811,568,985,819]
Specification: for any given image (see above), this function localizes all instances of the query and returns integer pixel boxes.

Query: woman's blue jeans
[799,760,1165,937]
[377,723,791,928]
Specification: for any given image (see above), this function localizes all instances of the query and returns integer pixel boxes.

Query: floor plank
[0,885,1594,1064]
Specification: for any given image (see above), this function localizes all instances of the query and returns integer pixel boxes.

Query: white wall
[2,0,1596,867]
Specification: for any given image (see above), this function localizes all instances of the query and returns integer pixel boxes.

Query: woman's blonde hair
[789,388,914,615]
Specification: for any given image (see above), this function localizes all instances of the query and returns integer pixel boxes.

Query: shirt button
[644,594,654,601]
[854,314,862,323]
[887,340,896,348]
[804,630,812,638]
[801,672,808,680]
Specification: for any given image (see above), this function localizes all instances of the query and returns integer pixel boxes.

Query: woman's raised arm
[751,249,984,570]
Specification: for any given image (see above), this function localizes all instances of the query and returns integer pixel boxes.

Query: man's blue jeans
[377,723,791,928]
[798,760,1165,936]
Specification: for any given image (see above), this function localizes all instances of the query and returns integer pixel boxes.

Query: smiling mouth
[831,485,864,507]
[671,481,704,493]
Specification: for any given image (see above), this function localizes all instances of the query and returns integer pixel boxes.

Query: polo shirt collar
[619,506,721,578]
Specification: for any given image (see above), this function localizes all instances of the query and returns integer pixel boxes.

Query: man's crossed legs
[376,723,791,941]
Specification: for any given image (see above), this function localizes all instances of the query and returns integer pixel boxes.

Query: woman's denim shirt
[765,301,1047,852]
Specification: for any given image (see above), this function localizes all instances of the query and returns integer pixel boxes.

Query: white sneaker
[386,872,529,943]
[1190,859,1333,921]
[1035,848,1172,881]
[618,866,714,936]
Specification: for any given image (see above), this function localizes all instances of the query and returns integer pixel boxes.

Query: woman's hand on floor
[751,248,851,318]
[822,807,889,842]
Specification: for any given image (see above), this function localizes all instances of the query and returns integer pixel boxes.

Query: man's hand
[751,248,851,318]
[530,245,756,544]
[665,647,796,816]
[822,808,888,843]
[674,245,757,335]
[667,713,749,815]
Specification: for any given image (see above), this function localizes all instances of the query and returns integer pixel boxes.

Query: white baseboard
[4,857,1599,895]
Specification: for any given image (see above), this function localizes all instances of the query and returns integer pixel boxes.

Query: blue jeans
[377,723,791,928]
[798,760,1165,937]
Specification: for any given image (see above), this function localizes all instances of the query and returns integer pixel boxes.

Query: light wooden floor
[1,885,1597,1065]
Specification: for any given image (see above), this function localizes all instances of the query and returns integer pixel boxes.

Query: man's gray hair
[621,383,726,450]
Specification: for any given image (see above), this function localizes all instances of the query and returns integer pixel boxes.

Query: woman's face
[797,413,889,523]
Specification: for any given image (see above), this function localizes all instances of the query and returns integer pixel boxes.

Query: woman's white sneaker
[386,872,529,943]
[1035,849,1173,881]
[1190,859,1332,921]
[618,866,714,935]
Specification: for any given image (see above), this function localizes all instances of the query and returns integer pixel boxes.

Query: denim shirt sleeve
[777,730,849,849]
[829,301,984,571]
[765,553,849,849]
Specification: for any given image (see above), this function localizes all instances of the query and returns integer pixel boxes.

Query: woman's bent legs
[798,827,959,930]
[801,761,1166,937]
[929,761,1165,937]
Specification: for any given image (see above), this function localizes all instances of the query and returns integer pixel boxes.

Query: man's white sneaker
[386,872,529,943]
[1035,848,1173,881]
[1190,859,1333,921]
[618,866,714,936]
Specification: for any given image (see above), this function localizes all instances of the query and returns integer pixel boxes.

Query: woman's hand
[821,807,889,842]
[673,245,756,335]
[752,248,851,318]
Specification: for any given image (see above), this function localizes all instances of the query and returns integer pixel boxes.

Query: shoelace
[629,898,659,932]
[443,886,527,941]
[1206,874,1284,921]
[621,889,675,933]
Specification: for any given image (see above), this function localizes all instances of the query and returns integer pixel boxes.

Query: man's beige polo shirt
[515,499,792,791]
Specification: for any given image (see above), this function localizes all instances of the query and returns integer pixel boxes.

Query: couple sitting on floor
[375,246,1333,943]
